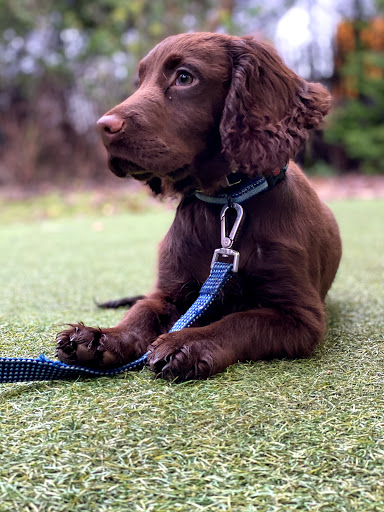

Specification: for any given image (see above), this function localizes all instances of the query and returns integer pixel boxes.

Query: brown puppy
[56,33,342,381]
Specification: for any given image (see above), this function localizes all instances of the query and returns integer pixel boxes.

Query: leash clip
[211,202,243,272]
[220,202,243,249]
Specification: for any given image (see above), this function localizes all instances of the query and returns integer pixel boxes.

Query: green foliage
[0,0,217,96]
[306,161,337,177]
[326,50,384,174]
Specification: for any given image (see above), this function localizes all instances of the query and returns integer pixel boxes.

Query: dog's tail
[95,295,146,309]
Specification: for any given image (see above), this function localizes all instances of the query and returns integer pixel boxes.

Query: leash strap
[169,261,234,333]
[0,262,234,383]
[0,194,246,384]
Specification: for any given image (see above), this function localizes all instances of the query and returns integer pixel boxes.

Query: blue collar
[195,165,288,205]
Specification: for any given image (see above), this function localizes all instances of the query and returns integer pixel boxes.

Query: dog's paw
[147,331,218,382]
[56,323,123,368]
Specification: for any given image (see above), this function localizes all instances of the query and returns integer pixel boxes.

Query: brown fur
[56,33,342,381]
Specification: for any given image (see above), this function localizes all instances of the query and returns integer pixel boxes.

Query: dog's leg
[148,302,326,381]
[56,292,178,368]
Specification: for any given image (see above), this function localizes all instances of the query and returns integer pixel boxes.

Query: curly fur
[220,37,331,175]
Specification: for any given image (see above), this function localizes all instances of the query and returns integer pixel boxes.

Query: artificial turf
[0,198,383,511]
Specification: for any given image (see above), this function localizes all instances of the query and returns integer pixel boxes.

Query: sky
[240,0,378,79]
[275,0,340,78]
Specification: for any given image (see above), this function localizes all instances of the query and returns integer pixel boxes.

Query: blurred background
[1,0,384,194]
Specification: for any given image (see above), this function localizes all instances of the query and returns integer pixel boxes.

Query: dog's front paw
[56,323,123,368]
[147,330,221,382]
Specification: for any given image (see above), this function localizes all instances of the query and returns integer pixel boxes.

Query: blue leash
[0,201,242,383]
[0,261,234,383]
[1,165,289,384]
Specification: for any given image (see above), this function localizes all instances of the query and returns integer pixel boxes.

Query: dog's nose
[97,114,124,140]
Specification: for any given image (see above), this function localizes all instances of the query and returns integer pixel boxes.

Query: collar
[195,164,288,205]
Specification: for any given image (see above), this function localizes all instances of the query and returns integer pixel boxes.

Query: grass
[0,186,161,224]
[0,198,383,512]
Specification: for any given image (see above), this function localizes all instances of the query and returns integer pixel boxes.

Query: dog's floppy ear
[220,36,331,176]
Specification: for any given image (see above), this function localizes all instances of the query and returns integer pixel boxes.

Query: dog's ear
[220,37,331,176]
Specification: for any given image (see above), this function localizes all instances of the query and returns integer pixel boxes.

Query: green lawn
[0,199,383,512]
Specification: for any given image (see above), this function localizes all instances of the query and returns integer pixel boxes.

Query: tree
[326,15,384,174]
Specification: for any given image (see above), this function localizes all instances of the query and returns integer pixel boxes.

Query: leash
[0,166,286,383]
[0,204,242,383]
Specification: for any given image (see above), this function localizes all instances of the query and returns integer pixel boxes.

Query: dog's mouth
[108,156,198,191]
[108,157,154,181]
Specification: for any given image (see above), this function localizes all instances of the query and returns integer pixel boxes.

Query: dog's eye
[175,71,194,86]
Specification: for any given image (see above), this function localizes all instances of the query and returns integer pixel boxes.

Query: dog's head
[98,33,331,195]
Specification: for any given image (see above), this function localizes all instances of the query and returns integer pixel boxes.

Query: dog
[56,32,342,381]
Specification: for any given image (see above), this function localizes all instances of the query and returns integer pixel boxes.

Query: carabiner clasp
[220,202,244,249]
[211,201,243,273]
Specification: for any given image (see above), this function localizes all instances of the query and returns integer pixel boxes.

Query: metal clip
[211,247,240,272]
[211,202,243,272]
[220,202,244,249]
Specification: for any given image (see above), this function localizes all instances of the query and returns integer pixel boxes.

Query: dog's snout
[97,114,124,141]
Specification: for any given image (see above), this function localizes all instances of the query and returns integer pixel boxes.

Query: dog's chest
[163,200,272,287]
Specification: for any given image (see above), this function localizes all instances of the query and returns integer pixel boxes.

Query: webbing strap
[0,262,233,383]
